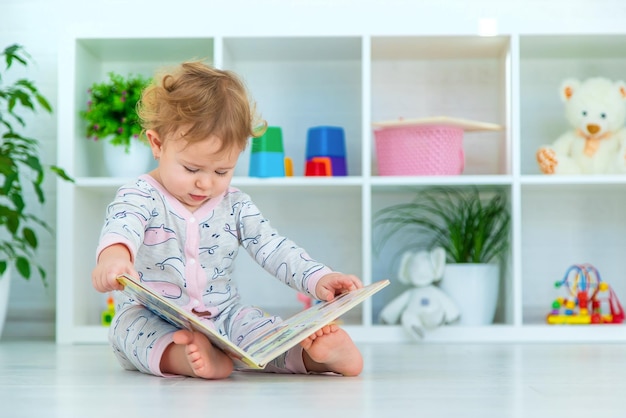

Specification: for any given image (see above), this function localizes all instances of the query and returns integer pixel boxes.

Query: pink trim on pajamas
[150,333,176,377]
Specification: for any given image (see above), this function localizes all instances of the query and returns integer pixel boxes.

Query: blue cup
[306,126,347,176]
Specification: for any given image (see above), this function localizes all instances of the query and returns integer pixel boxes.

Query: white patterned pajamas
[97,175,331,376]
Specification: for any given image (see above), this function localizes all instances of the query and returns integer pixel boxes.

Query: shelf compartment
[521,183,626,325]
[519,34,626,175]
[370,184,514,326]
[71,37,215,178]
[226,184,363,322]
[370,35,511,176]
[221,37,363,178]
[61,183,363,333]
[63,187,118,332]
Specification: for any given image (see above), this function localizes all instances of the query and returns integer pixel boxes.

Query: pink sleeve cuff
[95,235,136,263]
[306,266,333,300]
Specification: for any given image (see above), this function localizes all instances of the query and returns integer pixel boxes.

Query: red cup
[305,157,332,176]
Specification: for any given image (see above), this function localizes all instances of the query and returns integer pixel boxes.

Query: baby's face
[155,134,241,212]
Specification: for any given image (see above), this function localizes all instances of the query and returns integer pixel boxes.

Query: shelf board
[74,177,133,188]
[521,175,626,187]
[232,176,364,187]
[73,176,366,188]
[371,175,513,188]
[73,165,626,191]
[76,175,515,188]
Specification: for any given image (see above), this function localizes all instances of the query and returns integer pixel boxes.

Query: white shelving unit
[56,27,626,344]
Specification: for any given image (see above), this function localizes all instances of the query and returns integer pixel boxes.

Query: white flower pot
[440,263,499,326]
[0,270,10,339]
[103,139,153,178]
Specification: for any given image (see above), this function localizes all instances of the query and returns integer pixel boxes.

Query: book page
[242,280,390,364]
[117,275,259,369]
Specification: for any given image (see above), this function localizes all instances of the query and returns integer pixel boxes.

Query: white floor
[1,340,626,418]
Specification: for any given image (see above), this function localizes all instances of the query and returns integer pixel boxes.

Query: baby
[91,61,364,379]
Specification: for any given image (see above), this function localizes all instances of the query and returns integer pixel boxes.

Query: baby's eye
[184,166,199,173]
[216,171,228,177]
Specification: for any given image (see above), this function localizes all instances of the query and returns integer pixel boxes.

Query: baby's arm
[315,272,363,302]
[92,244,137,293]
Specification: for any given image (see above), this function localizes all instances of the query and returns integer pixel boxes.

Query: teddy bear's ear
[616,80,626,100]
[560,78,580,102]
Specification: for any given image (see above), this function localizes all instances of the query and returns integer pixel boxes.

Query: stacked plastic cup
[305,126,347,176]
[249,127,285,178]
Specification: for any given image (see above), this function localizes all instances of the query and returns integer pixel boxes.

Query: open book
[117,274,389,369]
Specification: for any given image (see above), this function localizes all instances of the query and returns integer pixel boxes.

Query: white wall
[1,0,625,339]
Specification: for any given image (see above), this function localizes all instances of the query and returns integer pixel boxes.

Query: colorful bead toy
[546,263,624,325]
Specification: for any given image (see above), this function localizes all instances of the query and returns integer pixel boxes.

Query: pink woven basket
[374,124,465,176]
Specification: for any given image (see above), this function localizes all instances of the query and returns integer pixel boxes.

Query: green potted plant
[0,44,72,284]
[79,71,152,176]
[373,186,511,326]
[0,44,73,336]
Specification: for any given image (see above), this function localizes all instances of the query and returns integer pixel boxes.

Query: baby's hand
[315,272,363,302]
[91,244,136,293]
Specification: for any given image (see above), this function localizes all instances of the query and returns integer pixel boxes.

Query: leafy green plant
[80,72,151,151]
[373,186,510,264]
[0,44,72,285]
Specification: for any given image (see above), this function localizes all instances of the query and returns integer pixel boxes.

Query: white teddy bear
[379,247,459,340]
[536,77,626,174]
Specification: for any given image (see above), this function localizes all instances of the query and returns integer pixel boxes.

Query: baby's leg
[160,330,234,379]
[300,324,363,376]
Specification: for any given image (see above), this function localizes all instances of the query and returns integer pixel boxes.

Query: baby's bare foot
[300,324,363,376]
[161,330,233,379]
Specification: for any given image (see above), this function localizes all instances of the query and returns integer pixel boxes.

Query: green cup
[249,126,285,177]
[251,127,284,153]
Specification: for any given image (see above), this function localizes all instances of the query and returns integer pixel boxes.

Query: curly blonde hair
[137,61,266,152]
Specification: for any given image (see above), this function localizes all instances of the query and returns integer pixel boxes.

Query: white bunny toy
[379,247,460,339]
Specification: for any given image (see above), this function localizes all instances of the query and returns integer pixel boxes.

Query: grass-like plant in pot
[80,71,151,152]
[373,186,511,325]
[373,186,510,263]
[0,44,72,284]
